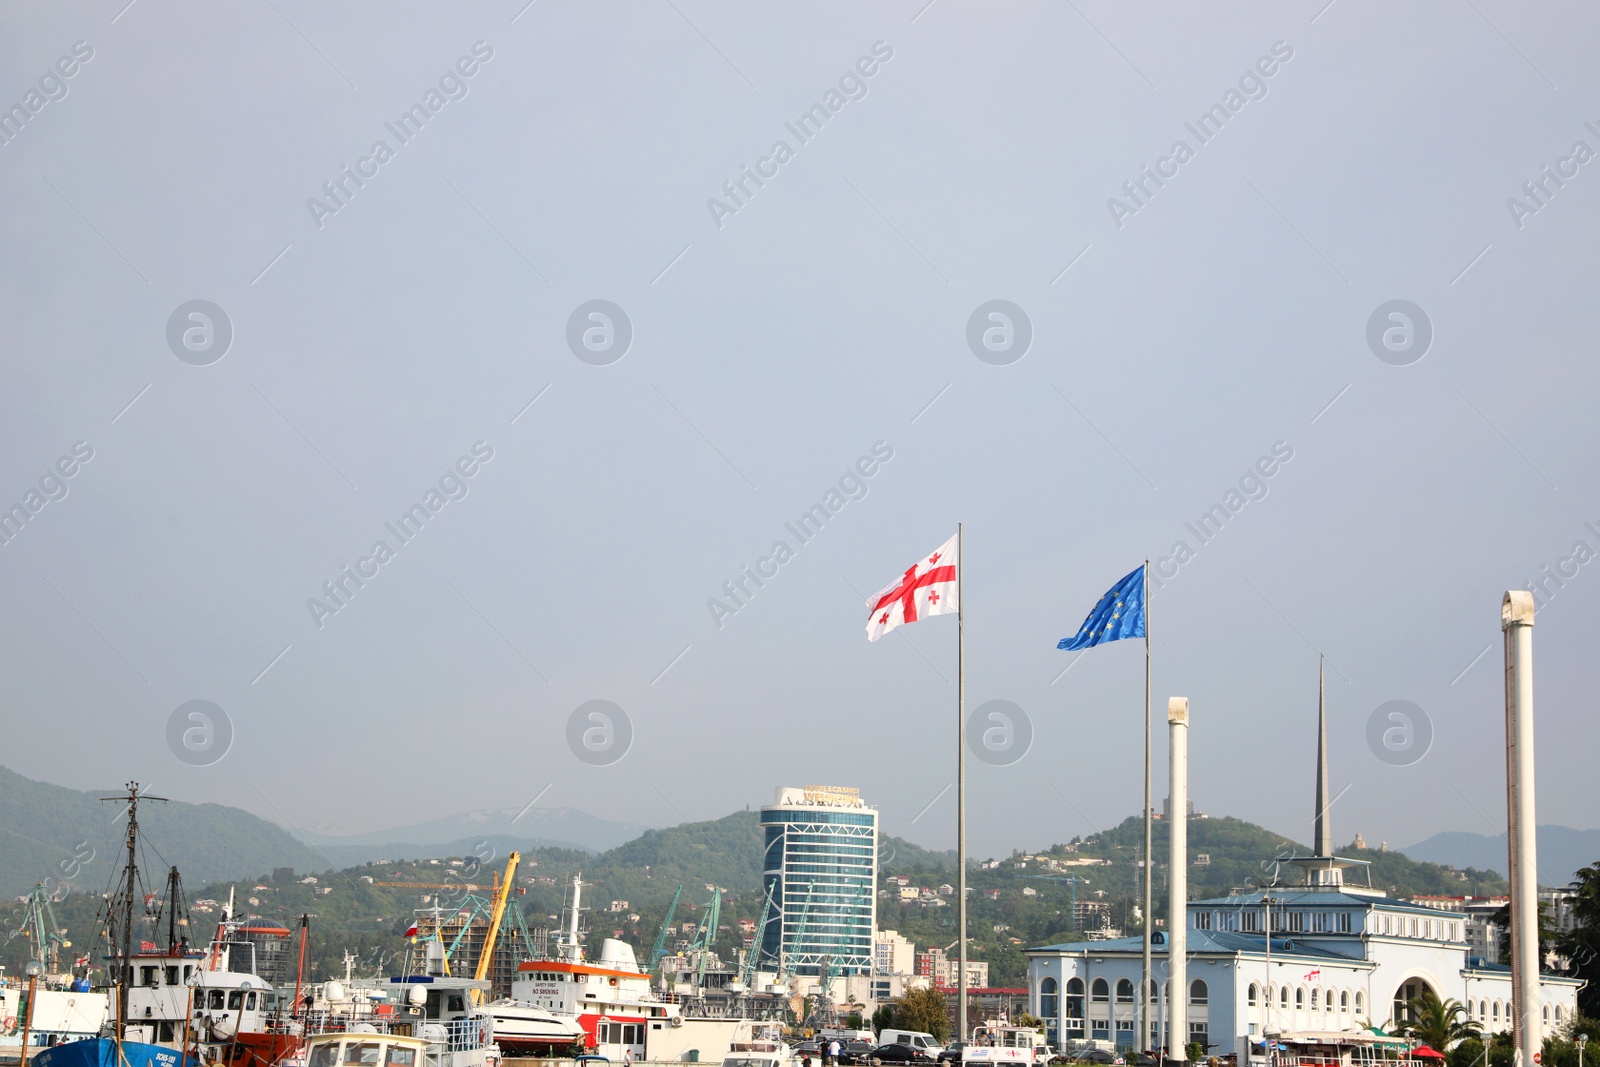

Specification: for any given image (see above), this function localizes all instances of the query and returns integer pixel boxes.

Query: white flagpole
[957,522,968,1041]
[1142,558,1152,1056]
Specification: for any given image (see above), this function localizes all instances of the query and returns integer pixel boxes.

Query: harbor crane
[738,885,776,987]
[691,888,722,987]
[470,851,520,1004]
[780,883,813,982]
[14,883,70,974]
[648,885,683,977]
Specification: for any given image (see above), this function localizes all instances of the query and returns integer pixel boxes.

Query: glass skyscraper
[758,785,878,978]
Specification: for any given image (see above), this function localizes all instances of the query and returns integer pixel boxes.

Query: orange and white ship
[490,877,680,1062]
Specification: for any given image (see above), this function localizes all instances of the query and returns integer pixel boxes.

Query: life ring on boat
[2,1017,16,1034]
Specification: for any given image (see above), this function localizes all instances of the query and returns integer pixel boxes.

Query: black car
[936,1043,968,1065]
[838,1041,877,1065]
[1073,1051,1116,1065]
[871,1044,935,1064]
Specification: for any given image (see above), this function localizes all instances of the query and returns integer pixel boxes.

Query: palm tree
[1400,988,1482,1052]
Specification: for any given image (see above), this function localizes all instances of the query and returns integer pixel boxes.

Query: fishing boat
[31,783,202,1067]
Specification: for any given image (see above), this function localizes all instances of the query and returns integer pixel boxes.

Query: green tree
[1400,988,1481,1052]
[1491,902,1560,968]
[892,986,952,1043]
[1446,1036,1486,1067]
[1557,864,1600,1018]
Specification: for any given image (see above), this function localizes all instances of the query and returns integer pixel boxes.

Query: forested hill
[0,765,323,897]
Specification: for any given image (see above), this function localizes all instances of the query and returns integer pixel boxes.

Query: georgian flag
[865,533,959,641]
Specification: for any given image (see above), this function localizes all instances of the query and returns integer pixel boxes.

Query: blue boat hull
[32,1039,198,1067]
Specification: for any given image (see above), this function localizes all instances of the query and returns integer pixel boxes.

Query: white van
[820,1030,876,1046]
[879,1030,945,1059]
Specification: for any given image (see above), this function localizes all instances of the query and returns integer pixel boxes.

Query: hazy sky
[4,0,1598,866]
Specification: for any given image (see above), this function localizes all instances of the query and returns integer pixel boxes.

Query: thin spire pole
[957,523,967,1040]
[1141,559,1152,1055]
[1315,656,1331,861]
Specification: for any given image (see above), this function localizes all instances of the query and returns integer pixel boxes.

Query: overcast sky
[4,0,1598,865]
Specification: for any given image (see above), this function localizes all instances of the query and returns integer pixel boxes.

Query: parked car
[1073,1051,1115,1065]
[936,1044,968,1065]
[796,1042,823,1056]
[838,1041,876,1065]
[871,1044,936,1064]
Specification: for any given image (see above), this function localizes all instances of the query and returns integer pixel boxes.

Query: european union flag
[1057,565,1146,650]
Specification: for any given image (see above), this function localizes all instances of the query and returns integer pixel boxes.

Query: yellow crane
[471,851,520,1004]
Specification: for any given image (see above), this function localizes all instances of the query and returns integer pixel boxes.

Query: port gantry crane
[14,883,70,974]
[738,884,776,987]
[779,882,813,983]
[690,888,722,988]
[648,884,684,978]
[470,851,520,1004]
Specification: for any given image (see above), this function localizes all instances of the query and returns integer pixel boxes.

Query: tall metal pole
[1502,591,1540,1067]
[121,784,138,1039]
[1142,560,1153,1055]
[1168,698,1189,1066]
[958,522,968,1041]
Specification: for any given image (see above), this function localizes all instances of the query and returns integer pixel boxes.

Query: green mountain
[0,768,1525,992]
[0,766,323,898]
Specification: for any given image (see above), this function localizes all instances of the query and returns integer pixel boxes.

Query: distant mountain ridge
[0,766,323,897]
[297,806,654,853]
[1400,825,1600,886]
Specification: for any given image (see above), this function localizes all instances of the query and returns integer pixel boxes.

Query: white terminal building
[1027,704,1581,1059]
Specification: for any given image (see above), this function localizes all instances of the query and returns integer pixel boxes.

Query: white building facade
[1028,690,1582,1059]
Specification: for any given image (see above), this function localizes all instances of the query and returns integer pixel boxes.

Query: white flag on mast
[864,533,959,641]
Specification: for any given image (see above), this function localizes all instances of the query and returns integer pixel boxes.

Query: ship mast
[100,782,168,1038]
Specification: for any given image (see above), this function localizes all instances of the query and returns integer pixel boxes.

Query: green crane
[693,888,722,987]
[648,885,683,976]
[15,883,69,974]
[740,885,776,986]
[781,883,813,982]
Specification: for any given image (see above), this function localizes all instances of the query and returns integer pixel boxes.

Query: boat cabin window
[210,991,226,1009]
[229,991,245,1010]
[166,967,180,985]
[140,966,158,986]
[345,1042,383,1065]
[246,992,258,1010]
[184,966,195,981]
[310,1046,340,1067]
[387,1047,416,1067]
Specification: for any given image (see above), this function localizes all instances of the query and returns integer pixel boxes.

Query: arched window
[1066,979,1085,1022]
[1296,987,1306,1009]
[1190,980,1208,1006]
[1041,977,1059,1020]
[1492,1001,1500,1022]
[1248,983,1259,1007]
[1340,990,1349,1012]
[1543,1005,1550,1024]
[1092,978,1109,1003]
[1116,979,1134,1004]
[1479,1000,1488,1020]
[1311,988,1319,1011]
[1555,1005,1564,1024]
[1355,991,1364,1014]
[1281,986,1290,1008]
